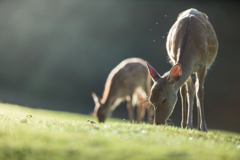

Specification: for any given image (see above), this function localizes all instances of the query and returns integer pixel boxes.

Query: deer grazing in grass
[146,8,218,132]
[92,58,153,123]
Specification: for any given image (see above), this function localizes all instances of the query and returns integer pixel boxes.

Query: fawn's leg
[136,89,147,123]
[137,101,145,123]
[136,102,141,123]
[126,96,134,123]
[180,84,187,128]
[145,75,153,124]
[186,77,195,130]
[147,104,154,124]
[196,66,208,132]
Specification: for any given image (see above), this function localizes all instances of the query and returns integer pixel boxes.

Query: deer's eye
[162,98,167,104]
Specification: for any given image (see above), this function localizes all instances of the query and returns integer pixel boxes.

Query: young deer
[147,8,218,132]
[92,58,153,123]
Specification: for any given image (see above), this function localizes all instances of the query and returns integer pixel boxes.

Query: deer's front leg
[186,77,195,130]
[147,104,154,124]
[126,96,134,123]
[136,100,145,123]
[180,84,187,128]
[196,67,208,132]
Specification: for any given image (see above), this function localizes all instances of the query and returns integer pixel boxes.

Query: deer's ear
[169,64,182,84]
[146,62,161,82]
[92,92,101,105]
[201,12,208,19]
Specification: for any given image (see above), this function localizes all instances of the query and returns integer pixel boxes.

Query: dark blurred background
[0,0,239,132]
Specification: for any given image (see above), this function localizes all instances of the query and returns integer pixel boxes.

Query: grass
[0,103,240,160]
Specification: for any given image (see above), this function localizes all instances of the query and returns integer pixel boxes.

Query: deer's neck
[174,52,195,91]
[102,94,116,109]
[101,79,115,107]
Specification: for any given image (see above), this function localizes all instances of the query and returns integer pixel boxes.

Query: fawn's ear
[169,63,182,84]
[146,62,161,82]
[92,92,101,105]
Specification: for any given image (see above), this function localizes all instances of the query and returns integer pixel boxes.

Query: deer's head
[146,63,182,125]
[91,92,107,123]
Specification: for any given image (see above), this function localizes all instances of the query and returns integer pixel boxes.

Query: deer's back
[167,8,218,70]
[101,58,150,102]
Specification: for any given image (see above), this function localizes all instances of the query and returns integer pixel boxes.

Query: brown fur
[92,58,153,123]
[147,8,218,132]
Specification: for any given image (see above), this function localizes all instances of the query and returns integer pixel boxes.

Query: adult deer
[147,8,218,132]
[92,58,153,123]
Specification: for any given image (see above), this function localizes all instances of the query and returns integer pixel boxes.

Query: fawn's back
[102,58,150,101]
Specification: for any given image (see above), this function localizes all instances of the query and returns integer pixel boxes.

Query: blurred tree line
[0,0,239,132]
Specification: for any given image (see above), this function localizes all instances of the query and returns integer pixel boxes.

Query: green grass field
[0,103,239,160]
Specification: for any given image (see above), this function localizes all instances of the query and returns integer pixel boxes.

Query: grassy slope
[0,103,239,160]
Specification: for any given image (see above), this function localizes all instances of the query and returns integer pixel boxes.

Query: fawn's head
[146,63,182,125]
[91,92,107,123]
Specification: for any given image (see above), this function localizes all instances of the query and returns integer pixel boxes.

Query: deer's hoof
[201,122,208,132]
[187,123,193,130]
[181,121,187,129]
[198,122,208,132]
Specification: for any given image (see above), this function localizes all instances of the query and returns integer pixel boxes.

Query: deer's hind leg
[180,83,187,128]
[136,98,145,123]
[145,76,154,124]
[146,104,154,124]
[135,89,147,123]
[186,76,195,130]
[181,77,195,129]
[126,95,134,123]
[195,66,208,132]
[136,92,153,124]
